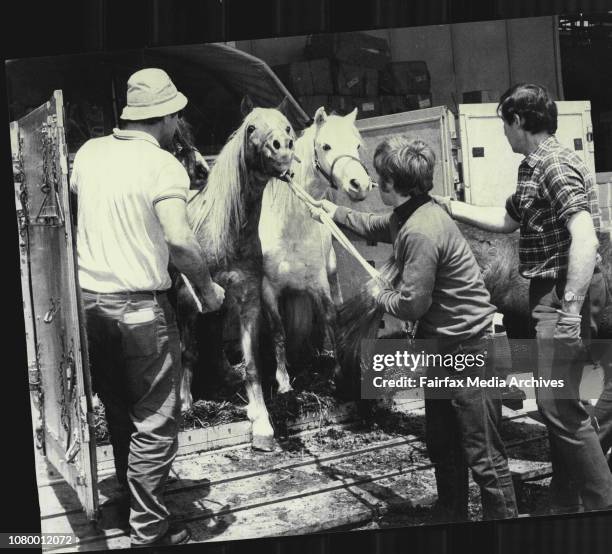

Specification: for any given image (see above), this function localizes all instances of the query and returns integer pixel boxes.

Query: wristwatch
[564,291,575,303]
[563,290,583,303]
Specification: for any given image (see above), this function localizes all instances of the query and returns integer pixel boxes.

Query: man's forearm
[169,238,214,294]
[332,206,392,243]
[563,239,598,314]
[451,201,518,233]
[562,211,600,314]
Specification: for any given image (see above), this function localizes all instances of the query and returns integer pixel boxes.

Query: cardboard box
[274,60,334,97]
[462,90,500,103]
[327,95,356,115]
[379,61,431,95]
[334,63,379,96]
[380,94,433,115]
[354,97,382,119]
[380,95,406,115]
[305,32,391,69]
[297,95,329,119]
[309,59,334,95]
[405,93,433,110]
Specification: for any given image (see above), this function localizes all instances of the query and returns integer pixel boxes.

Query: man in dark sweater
[311,137,518,521]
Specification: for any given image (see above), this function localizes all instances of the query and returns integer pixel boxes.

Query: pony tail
[336,257,401,393]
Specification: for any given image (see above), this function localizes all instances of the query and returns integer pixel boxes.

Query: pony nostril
[288,139,294,149]
[273,139,281,150]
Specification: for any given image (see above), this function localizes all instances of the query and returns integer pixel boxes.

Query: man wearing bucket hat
[71,68,225,547]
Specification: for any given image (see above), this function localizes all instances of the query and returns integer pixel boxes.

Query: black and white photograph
[4,1,612,552]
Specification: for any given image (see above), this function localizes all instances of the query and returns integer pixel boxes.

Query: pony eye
[286,126,292,134]
[322,144,331,151]
[247,125,256,135]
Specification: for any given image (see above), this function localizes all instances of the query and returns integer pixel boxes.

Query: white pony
[259,107,372,393]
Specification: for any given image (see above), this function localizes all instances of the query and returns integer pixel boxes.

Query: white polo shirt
[70,128,190,293]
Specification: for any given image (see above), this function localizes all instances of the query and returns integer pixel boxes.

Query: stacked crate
[273,32,432,120]
[378,60,432,115]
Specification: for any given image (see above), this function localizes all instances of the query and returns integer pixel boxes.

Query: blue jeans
[424,333,518,521]
[82,290,182,545]
[530,276,612,512]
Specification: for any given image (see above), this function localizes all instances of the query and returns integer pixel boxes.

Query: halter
[312,128,371,190]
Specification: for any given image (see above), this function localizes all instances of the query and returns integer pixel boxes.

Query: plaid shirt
[505,135,600,279]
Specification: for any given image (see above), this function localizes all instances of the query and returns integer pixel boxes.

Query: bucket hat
[120,68,188,121]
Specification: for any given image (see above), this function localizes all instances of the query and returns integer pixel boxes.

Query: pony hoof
[252,434,276,452]
[277,384,294,395]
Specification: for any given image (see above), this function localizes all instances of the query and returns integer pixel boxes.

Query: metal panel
[506,16,563,100]
[12,91,98,520]
[459,101,595,207]
[451,20,511,100]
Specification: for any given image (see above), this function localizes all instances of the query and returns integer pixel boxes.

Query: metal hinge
[28,363,41,391]
[80,396,91,443]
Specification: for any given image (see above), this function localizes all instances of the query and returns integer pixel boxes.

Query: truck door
[11,90,98,520]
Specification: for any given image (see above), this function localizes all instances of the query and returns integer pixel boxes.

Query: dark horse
[459,222,612,339]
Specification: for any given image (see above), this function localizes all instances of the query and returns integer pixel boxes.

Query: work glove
[430,195,454,217]
[554,309,582,341]
[532,305,559,339]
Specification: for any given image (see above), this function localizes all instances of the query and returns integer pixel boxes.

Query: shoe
[501,385,527,410]
[131,525,191,548]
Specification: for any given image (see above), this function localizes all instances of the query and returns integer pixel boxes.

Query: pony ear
[276,96,291,117]
[241,95,256,117]
[314,106,328,127]
[345,107,358,123]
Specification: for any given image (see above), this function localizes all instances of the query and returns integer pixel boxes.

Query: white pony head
[310,107,372,201]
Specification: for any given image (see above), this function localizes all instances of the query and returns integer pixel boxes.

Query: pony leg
[313,291,342,384]
[262,276,293,394]
[326,246,343,306]
[241,308,275,451]
[180,345,195,413]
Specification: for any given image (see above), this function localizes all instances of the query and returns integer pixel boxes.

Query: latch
[586,124,595,153]
[43,298,60,323]
[65,437,81,463]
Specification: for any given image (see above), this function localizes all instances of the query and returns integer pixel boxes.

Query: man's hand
[308,198,338,222]
[554,309,582,341]
[366,276,392,301]
[202,282,226,312]
[430,195,454,217]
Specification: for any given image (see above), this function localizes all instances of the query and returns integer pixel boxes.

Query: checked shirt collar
[522,135,557,169]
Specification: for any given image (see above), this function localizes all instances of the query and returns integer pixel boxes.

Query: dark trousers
[424,334,518,521]
[83,290,182,545]
[530,274,612,512]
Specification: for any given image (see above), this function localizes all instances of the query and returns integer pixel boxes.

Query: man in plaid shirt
[435,84,612,513]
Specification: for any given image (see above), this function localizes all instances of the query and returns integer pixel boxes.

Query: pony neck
[295,125,329,200]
